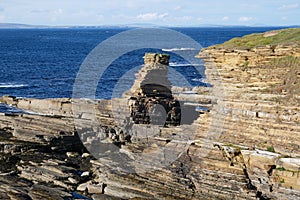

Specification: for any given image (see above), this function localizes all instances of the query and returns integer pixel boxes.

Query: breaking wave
[0,83,29,88]
[162,47,196,52]
[169,62,203,67]
[191,78,209,83]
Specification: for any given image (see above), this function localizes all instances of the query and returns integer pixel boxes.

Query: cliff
[196,27,300,199]
[0,29,299,199]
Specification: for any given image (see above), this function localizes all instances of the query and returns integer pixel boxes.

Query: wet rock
[66,152,79,158]
[82,153,91,158]
[29,184,72,200]
[81,171,90,177]
[92,194,121,200]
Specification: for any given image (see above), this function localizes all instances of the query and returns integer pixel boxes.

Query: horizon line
[0,22,299,29]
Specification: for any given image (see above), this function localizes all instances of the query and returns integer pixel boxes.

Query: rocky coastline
[0,28,300,199]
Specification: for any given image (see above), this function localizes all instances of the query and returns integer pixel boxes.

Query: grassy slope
[207,27,300,104]
[212,28,300,49]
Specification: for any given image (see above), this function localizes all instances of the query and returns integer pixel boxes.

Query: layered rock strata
[0,28,299,200]
[195,29,300,199]
[125,53,181,126]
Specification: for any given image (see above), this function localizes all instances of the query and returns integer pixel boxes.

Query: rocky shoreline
[0,28,300,199]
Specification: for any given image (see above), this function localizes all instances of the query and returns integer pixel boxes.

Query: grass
[276,166,300,173]
[277,167,286,171]
[241,61,249,71]
[269,56,300,105]
[266,145,275,153]
[211,28,300,50]
[270,56,300,68]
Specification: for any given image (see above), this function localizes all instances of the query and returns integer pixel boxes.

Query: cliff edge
[0,28,299,200]
[196,27,300,199]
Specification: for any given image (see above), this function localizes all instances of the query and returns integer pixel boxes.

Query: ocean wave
[191,78,202,82]
[182,91,198,94]
[162,47,196,52]
[0,84,29,88]
[169,62,203,67]
[0,102,46,115]
[0,103,26,114]
[192,78,209,83]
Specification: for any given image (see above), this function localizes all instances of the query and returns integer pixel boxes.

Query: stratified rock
[195,30,300,199]
[28,184,72,200]
[125,53,181,126]
[0,30,299,199]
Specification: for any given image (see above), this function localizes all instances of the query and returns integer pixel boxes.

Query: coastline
[0,28,299,199]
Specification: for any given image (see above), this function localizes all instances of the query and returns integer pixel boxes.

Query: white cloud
[53,8,63,15]
[282,16,287,20]
[222,16,229,21]
[172,16,194,22]
[96,14,104,21]
[71,10,91,18]
[30,9,50,13]
[278,4,299,10]
[174,6,182,11]
[50,8,64,22]
[180,16,192,20]
[149,0,170,2]
[137,12,168,21]
[0,0,298,26]
[238,16,253,22]
[0,14,5,21]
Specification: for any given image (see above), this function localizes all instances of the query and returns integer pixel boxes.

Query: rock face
[126,53,181,126]
[0,30,300,200]
[197,44,300,154]
[0,116,90,199]
[196,38,300,199]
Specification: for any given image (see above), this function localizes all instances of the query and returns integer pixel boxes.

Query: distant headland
[0,22,299,29]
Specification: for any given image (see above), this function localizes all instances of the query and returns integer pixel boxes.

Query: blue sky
[0,0,299,26]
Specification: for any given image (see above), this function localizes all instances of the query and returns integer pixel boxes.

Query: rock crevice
[0,28,299,199]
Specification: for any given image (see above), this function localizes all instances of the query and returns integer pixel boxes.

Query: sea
[0,26,287,112]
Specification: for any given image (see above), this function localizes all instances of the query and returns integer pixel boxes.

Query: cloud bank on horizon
[0,0,299,26]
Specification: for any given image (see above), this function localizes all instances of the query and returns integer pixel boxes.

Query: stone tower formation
[126,53,181,126]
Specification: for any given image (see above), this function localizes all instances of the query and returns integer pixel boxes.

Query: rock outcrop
[0,28,299,199]
[195,28,300,199]
[125,53,181,126]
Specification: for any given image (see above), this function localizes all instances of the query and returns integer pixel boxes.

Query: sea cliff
[196,28,300,199]
[0,28,299,199]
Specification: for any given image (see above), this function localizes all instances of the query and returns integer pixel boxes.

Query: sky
[0,0,299,26]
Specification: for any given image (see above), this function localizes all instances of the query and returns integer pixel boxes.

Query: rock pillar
[125,53,180,126]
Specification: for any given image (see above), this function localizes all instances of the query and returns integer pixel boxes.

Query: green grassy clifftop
[212,27,300,49]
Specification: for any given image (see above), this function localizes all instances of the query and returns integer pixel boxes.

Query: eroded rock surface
[126,53,181,126]
[0,30,299,200]
[195,30,300,199]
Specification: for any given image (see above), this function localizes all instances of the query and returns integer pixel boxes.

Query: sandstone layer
[196,28,300,199]
[0,29,299,200]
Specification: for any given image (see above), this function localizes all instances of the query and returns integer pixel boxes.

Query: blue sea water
[0,27,286,103]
